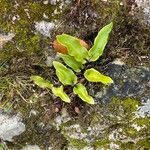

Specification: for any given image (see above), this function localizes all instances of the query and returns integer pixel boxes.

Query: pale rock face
[50,0,57,5]
[134,0,150,25]
[0,33,15,49]
[0,113,25,141]
[21,145,41,150]
[35,21,55,37]
[138,99,150,117]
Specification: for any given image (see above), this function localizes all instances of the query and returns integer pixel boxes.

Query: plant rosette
[31,22,114,104]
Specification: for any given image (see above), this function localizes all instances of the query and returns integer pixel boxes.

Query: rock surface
[54,61,150,149]
[35,21,55,37]
[0,32,15,49]
[0,0,149,149]
[21,145,41,150]
[135,0,150,25]
[94,60,150,104]
[0,112,25,141]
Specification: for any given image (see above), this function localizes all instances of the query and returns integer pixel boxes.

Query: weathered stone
[21,145,40,150]
[134,0,150,25]
[0,32,15,49]
[35,21,55,37]
[94,61,150,104]
[0,112,25,141]
[0,0,149,149]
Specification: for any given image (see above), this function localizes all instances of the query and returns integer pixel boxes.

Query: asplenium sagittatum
[31,22,113,104]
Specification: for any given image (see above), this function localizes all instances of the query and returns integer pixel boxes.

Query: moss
[135,117,150,126]
[5,94,67,149]
[137,139,150,149]
[124,127,138,138]
[0,0,149,149]
[0,0,71,61]
[8,125,67,150]
[121,98,139,113]
[92,0,121,20]
[69,139,88,150]
[90,0,150,66]
[60,97,149,149]
[108,98,140,122]
[110,96,139,110]
[120,139,150,150]
[0,76,10,93]
[120,142,136,150]
[93,139,110,148]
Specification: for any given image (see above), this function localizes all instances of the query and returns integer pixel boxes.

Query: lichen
[60,98,149,149]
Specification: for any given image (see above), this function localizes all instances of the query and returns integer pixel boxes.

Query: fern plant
[31,22,113,104]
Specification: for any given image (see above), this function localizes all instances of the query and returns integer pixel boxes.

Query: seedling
[31,22,113,104]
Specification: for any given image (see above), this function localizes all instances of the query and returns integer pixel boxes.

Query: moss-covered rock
[0,0,149,149]
[60,98,149,149]
[0,0,72,60]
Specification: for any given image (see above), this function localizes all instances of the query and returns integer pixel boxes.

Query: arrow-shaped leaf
[53,61,77,86]
[88,22,113,62]
[59,53,83,72]
[56,34,88,64]
[84,68,113,85]
[73,83,95,104]
[31,75,53,89]
[52,86,70,103]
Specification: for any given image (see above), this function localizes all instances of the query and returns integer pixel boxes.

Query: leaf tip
[89,99,95,105]
[104,77,114,85]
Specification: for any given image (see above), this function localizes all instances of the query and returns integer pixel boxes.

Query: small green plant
[31,22,113,104]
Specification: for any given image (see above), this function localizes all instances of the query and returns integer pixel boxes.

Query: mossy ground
[60,98,150,149]
[0,0,150,149]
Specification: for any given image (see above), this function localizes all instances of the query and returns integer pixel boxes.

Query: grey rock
[22,145,41,150]
[94,62,150,104]
[0,112,25,141]
[134,0,150,25]
[0,33,15,49]
[138,99,150,117]
[35,21,55,37]
[60,62,150,149]
[50,0,57,5]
